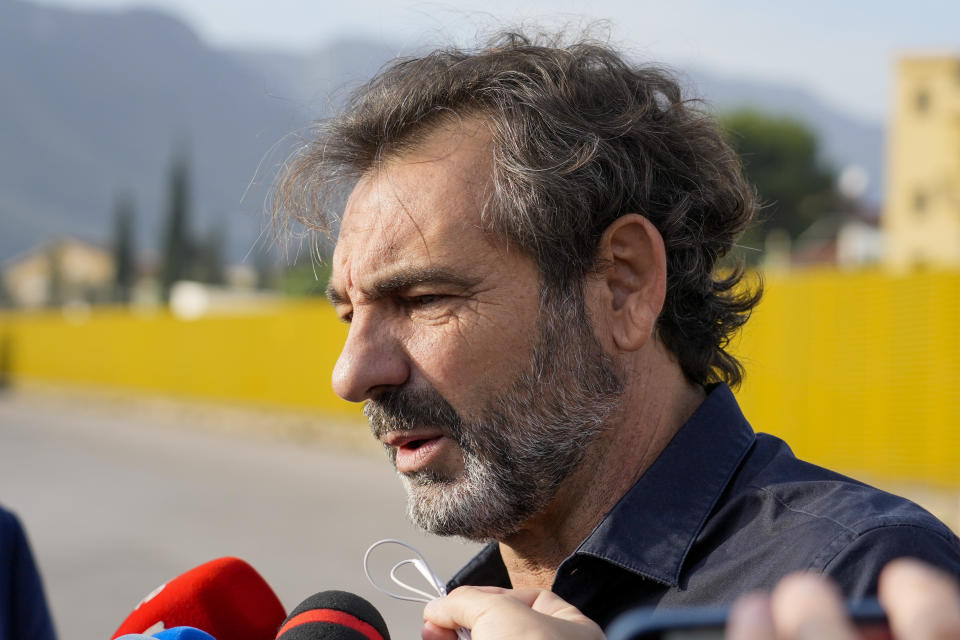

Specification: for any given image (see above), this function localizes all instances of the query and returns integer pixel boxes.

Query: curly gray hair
[273,31,761,387]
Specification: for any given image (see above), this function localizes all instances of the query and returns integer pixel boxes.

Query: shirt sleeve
[819,522,960,599]
[0,507,57,640]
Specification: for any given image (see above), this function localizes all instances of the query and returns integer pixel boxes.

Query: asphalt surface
[0,385,481,639]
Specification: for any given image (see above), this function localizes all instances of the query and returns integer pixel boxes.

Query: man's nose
[331,311,409,403]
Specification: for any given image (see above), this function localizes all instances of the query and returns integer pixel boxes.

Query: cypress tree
[195,223,227,285]
[0,266,10,308]
[112,192,136,303]
[161,151,192,303]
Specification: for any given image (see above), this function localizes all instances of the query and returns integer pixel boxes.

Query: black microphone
[274,591,390,640]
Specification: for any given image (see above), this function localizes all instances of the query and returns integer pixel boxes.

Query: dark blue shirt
[448,384,960,629]
[0,506,56,640]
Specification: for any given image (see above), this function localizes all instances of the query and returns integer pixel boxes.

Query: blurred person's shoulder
[0,503,58,640]
[0,503,26,548]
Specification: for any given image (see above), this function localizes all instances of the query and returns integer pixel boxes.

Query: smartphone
[605,598,890,640]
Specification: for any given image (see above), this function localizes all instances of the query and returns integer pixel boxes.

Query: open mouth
[402,437,436,451]
[393,434,446,472]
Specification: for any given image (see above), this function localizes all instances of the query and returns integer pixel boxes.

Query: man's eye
[405,294,445,307]
[339,311,353,323]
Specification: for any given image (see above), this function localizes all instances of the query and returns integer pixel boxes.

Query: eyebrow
[326,266,482,306]
[325,285,348,306]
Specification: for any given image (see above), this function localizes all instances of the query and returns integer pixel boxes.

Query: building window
[915,88,930,113]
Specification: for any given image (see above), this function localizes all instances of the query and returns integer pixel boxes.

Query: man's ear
[593,214,667,352]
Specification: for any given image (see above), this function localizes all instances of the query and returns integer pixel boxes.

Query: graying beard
[401,288,624,541]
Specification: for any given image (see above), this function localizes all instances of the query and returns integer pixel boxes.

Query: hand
[728,558,960,639]
[879,558,960,639]
[422,586,604,640]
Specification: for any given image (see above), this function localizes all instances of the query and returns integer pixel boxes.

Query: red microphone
[112,557,286,640]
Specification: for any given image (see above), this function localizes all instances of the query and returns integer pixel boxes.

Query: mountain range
[0,0,885,263]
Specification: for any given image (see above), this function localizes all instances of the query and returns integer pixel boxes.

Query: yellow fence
[733,268,960,487]
[2,268,959,486]
[0,301,354,417]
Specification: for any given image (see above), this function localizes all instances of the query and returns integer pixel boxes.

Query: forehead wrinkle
[333,120,499,305]
[375,155,438,265]
[333,182,411,297]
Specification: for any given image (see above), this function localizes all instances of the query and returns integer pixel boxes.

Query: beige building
[884,54,960,271]
[2,237,114,308]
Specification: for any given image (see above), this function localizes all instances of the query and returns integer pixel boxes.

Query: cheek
[582,278,618,354]
[405,315,536,407]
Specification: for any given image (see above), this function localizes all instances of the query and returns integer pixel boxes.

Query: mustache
[364,386,466,441]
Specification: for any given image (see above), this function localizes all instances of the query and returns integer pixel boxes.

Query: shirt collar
[573,383,756,587]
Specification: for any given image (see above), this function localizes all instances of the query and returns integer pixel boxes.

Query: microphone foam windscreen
[275,591,390,640]
[112,557,286,640]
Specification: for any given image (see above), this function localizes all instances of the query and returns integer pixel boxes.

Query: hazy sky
[33,0,960,123]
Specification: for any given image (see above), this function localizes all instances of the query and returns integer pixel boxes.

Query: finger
[423,586,524,630]
[879,558,960,640]
[487,587,544,609]
[727,592,775,640]
[422,619,458,640]
[771,572,857,640]
[469,586,513,595]
[527,590,597,624]
[438,586,545,611]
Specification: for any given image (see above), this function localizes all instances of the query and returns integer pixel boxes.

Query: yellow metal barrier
[1,268,958,486]
[0,301,354,416]
[734,268,960,487]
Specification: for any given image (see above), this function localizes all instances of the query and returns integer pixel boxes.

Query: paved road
[0,386,481,639]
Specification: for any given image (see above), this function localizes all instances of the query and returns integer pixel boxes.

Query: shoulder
[0,503,32,576]
[0,504,18,528]
[743,434,950,530]
[819,521,960,597]
[731,434,960,595]
[0,504,57,640]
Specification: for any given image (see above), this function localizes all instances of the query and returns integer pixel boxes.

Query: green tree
[0,267,10,309]
[193,224,227,286]
[253,244,276,291]
[280,260,332,297]
[721,110,839,256]
[161,151,192,303]
[112,192,137,303]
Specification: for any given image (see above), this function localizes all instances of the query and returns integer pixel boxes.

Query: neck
[498,347,706,590]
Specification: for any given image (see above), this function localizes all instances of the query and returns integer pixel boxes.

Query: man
[273,31,960,630]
